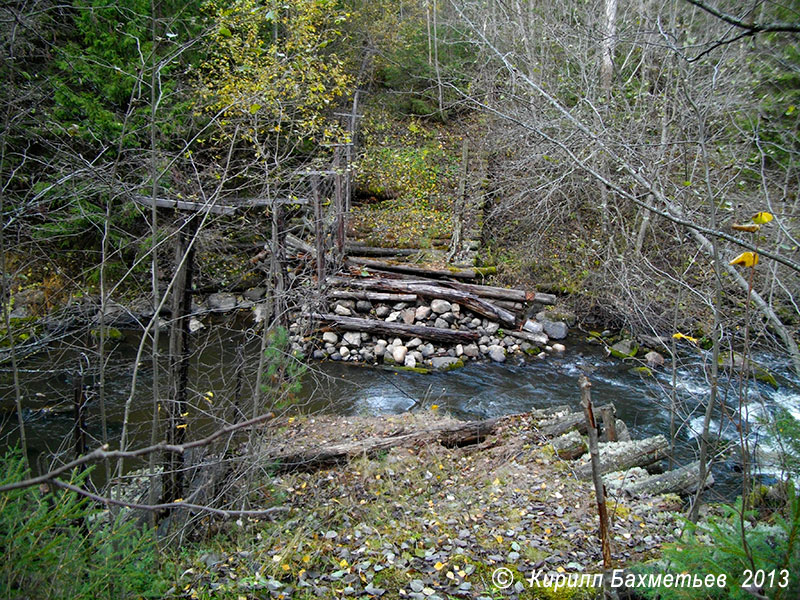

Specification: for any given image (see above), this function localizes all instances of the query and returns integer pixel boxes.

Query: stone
[451,303,460,313]
[189,317,205,333]
[340,346,351,358]
[392,345,408,364]
[404,354,417,368]
[334,304,352,316]
[337,299,357,311]
[323,332,339,345]
[313,350,326,360]
[455,344,464,357]
[343,332,362,347]
[645,350,665,368]
[331,352,342,361]
[374,341,387,356]
[463,344,480,358]
[415,305,432,321]
[431,356,462,370]
[610,339,637,358]
[375,305,391,318]
[356,300,372,313]
[401,308,416,325]
[551,343,566,353]
[486,322,500,335]
[523,319,544,334]
[434,317,449,329]
[207,292,237,312]
[420,343,435,357]
[431,299,452,314]
[543,320,568,340]
[440,312,456,324]
[385,311,401,323]
[243,287,266,301]
[470,318,481,328]
[488,345,506,362]
[407,337,422,348]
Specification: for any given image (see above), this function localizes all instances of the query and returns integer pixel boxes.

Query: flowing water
[2,322,799,500]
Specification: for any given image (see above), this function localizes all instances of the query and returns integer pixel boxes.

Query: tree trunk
[309,313,480,343]
[574,435,669,479]
[268,416,502,473]
[346,257,496,281]
[329,290,418,303]
[624,461,713,497]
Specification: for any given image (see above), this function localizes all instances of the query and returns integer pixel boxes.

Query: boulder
[431,356,462,370]
[488,345,506,363]
[543,320,568,340]
[610,339,638,359]
[431,299,452,314]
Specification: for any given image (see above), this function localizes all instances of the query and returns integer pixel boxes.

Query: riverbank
[169,410,682,600]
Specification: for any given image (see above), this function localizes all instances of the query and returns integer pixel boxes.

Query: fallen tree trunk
[623,461,713,497]
[574,435,669,479]
[327,278,517,326]
[268,417,502,472]
[346,257,496,281]
[329,290,418,303]
[550,430,587,460]
[345,244,424,257]
[309,313,480,344]
[538,404,615,437]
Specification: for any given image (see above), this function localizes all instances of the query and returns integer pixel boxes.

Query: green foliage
[637,492,800,599]
[261,326,307,410]
[0,449,167,599]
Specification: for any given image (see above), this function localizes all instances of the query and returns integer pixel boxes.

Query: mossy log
[538,404,616,437]
[550,430,587,460]
[346,257,496,281]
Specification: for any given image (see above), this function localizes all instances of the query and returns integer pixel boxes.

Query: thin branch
[683,0,800,34]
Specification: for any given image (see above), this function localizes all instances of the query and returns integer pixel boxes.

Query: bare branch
[683,0,800,34]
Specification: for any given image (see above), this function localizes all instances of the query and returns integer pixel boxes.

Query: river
[2,322,799,500]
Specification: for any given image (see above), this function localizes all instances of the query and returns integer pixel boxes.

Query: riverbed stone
[420,343,435,357]
[451,303,460,313]
[470,318,481,328]
[488,345,506,362]
[356,300,372,313]
[551,343,566,353]
[401,308,416,325]
[431,356,461,370]
[392,345,408,364]
[323,332,339,345]
[313,349,326,360]
[404,354,417,368]
[610,339,637,358]
[523,319,544,334]
[386,310,401,323]
[434,317,449,329]
[340,346,351,358]
[486,322,500,335]
[374,340,387,356]
[244,287,266,301]
[440,311,456,324]
[645,350,665,368]
[543,320,568,340]
[375,305,391,318]
[407,337,422,348]
[393,302,408,310]
[415,305,432,321]
[189,317,205,333]
[207,292,237,312]
[343,332,362,347]
[431,299,452,314]
[463,343,480,358]
[334,303,352,316]
[455,344,464,357]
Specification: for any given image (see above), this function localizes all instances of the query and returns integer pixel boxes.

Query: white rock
[523,319,544,334]
[334,304,352,316]
[430,299,452,314]
[415,305,432,321]
[386,310,401,323]
[343,332,362,347]
[323,332,339,344]
[551,343,566,353]
[455,344,464,357]
[488,345,506,362]
[407,337,423,348]
[340,346,351,358]
[404,354,417,368]
[189,317,205,333]
[392,345,408,364]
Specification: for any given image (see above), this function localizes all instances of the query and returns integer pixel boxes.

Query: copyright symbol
[492,567,515,589]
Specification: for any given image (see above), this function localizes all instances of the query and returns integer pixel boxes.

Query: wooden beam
[309,313,479,343]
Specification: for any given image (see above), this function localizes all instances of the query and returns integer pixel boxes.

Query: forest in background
[2,0,800,598]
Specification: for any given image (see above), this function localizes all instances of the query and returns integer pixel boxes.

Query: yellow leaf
[729,252,759,267]
[176,423,188,430]
[672,332,698,344]
[434,561,445,570]
[752,211,773,225]
[430,404,439,410]
[302,554,311,564]
[281,563,290,571]
[732,223,760,233]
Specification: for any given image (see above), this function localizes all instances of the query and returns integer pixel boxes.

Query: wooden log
[134,195,237,216]
[329,290,418,303]
[551,430,587,460]
[494,300,525,312]
[574,435,669,479]
[601,406,617,442]
[269,417,502,472]
[508,329,549,346]
[623,461,714,497]
[328,278,517,326]
[309,313,479,344]
[345,245,424,257]
[538,404,615,437]
[346,257,496,280]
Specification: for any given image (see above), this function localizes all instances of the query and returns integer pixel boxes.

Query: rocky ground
[170,411,684,600]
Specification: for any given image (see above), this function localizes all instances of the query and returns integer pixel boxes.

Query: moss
[525,347,541,356]
[718,352,779,388]
[630,366,653,377]
[90,326,123,341]
[388,365,433,374]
